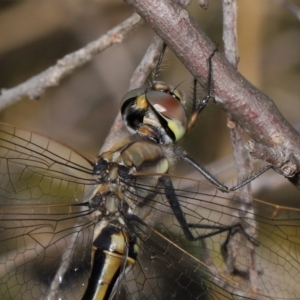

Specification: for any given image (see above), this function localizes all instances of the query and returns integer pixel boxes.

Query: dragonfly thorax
[121,82,188,145]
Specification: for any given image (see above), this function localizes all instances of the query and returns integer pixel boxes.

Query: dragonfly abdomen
[82,225,137,300]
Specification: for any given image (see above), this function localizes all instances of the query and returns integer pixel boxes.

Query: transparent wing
[1,123,299,300]
[117,219,232,300]
[117,174,300,300]
[0,205,95,300]
[0,123,97,205]
[0,123,97,299]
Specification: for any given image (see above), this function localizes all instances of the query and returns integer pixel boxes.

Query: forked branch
[125,0,300,186]
[0,13,142,110]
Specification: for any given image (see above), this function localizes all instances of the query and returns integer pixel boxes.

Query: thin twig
[129,36,164,90]
[100,35,164,153]
[0,13,142,110]
[124,0,300,187]
[222,0,239,67]
[222,0,250,179]
[273,0,300,21]
[222,0,253,195]
[222,2,257,291]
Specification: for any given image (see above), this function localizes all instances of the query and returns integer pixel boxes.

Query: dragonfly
[0,45,299,300]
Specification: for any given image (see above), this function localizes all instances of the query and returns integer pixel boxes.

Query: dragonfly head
[121,82,187,145]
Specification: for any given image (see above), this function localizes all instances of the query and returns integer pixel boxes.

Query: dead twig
[100,35,164,152]
[124,0,300,188]
[273,0,300,21]
[0,13,142,110]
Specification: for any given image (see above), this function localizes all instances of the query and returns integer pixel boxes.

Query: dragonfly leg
[162,176,256,242]
[152,43,167,83]
[177,151,294,192]
[187,48,218,131]
[220,227,262,279]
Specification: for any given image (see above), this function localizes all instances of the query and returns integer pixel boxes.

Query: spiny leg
[188,48,218,131]
[162,176,256,243]
[178,47,294,191]
[176,150,293,192]
[152,43,167,83]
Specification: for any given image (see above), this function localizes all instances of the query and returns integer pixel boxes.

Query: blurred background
[0,0,300,204]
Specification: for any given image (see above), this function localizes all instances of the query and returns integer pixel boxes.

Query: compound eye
[120,88,146,109]
[120,88,148,132]
[146,90,187,141]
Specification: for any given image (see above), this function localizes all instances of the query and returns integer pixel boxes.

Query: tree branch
[124,0,300,178]
[222,0,253,192]
[0,13,142,110]
[100,35,164,152]
[273,0,300,21]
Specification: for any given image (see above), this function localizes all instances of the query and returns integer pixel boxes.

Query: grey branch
[124,0,300,178]
[0,13,142,110]
[273,0,300,21]
[246,140,297,177]
[100,35,164,153]
[129,35,164,90]
[222,0,239,67]
[222,0,253,192]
